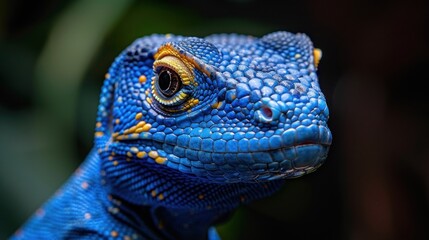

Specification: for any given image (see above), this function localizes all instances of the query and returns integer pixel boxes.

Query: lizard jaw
[112,124,331,183]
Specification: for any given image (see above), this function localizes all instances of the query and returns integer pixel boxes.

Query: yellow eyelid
[153,55,194,86]
[154,43,215,81]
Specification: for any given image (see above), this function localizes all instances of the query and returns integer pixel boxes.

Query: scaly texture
[11,31,332,240]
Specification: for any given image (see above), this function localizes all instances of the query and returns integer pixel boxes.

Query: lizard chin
[162,141,331,183]
[253,143,330,181]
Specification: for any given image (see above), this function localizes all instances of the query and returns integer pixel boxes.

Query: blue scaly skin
[11,31,332,240]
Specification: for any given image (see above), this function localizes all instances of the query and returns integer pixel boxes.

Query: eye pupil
[159,71,171,91]
[157,68,182,98]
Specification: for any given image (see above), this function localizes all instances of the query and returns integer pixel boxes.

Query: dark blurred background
[1,0,428,239]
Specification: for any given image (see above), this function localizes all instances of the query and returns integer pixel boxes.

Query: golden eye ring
[152,55,194,107]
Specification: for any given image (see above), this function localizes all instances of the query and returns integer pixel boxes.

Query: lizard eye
[152,54,194,109]
[157,67,182,98]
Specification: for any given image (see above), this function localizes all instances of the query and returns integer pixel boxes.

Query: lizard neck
[100,152,285,239]
[150,205,231,239]
[101,191,229,240]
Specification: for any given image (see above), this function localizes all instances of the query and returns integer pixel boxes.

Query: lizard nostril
[254,98,281,124]
[261,106,273,119]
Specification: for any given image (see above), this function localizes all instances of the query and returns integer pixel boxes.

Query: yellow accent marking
[112,132,119,138]
[96,122,102,128]
[137,152,146,158]
[139,75,147,83]
[211,101,224,109]
[313,48,322,68]
[124,236,131,240]
[117,97,123,103]
[151,190,157,197]
[198,194,204,200]
[128,126,137,133]
[81,182,89,189]
[126,152,132,157]
[146,97,153,104]
[179,92,187,99]
[115,122,151,140]
[155,157,167,164]
[136,121,146,128]
[135,128,144,133]
[108,156,113,161]
[294,53,301,58]
[158,193,164,200]
[110,231,118,238]
[115,135,125,140]
[113,161,118,166]
[105,73,110,79]
[148,151,158,159]
[130,147,139,153]
[95,132,104,137]
[115,119,120,124]
[135,113,143,120]
[182,98,199,110]
[84,213,91,219]
[141,123,152,132]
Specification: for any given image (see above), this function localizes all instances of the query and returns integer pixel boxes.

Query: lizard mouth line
[161,141,329,154]
[113,135,330,153]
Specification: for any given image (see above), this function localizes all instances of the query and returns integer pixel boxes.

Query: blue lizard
[11,31,332,240]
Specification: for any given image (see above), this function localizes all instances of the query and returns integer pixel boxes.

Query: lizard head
[95,32,332,185]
